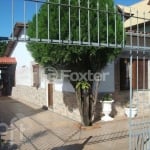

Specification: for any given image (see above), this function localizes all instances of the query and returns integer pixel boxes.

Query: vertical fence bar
[114,5,117,47]
[129,7,133,150]
[88,0,90,44]
[143,12,146,51]
[129,49,133,150]
[142,10,146,130]
[97,2,100,45]
[68,0,71,43]
[143,52,145,89]
[142,12,146,124]
[106,4,109,46]
[24,0,26,41]
[78,0,81,44]
[136,10,139,112]
[58,0,61,43]
[12,0,14,40]
[136,10,139,49]
[122,8,125,48]
[48,0,50,42]
[129,8,133,48]
[36,1,38,40]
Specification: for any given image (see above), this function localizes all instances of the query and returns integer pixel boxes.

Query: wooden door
[132,59,148,89]
[48,84,53,108]
[120,58,148,90]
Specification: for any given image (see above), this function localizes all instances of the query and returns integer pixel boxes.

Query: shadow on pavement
[52,136,92,150]
[0,140,18,150]
[0,96,44,126]
[0,96,46,150]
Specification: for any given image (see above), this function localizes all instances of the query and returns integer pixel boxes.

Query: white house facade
[4,22,117,122]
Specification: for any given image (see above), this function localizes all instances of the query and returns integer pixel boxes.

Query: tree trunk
[91,80,100,121]
[76,88,93,126]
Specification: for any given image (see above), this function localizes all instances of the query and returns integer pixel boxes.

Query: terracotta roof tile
[0,57,16,64]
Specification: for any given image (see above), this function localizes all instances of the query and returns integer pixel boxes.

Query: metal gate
[1,0,150,149]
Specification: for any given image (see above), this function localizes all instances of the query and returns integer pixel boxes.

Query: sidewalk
[0,97,129,150]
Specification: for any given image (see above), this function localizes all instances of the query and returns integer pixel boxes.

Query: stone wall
[53,89,130,122]
[11,85,47,107]
[11,85,81,122]
[12,85,150,121]
[112,90,150,118]
[133,90,150,116]
[53,90,81,122]
[113,91,130,118]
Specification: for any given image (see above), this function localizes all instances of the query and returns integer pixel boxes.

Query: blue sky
[0,0,140,37]
[115,0,140,5]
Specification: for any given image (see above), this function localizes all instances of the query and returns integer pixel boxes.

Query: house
[4,0,150,122]
[3,22,115,122]
[4,22,82,121]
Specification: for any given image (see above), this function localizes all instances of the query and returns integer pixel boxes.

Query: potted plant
[100,93,114,121]
[124,103,138,118]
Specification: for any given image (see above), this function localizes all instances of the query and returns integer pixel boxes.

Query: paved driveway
[0,97,129,150]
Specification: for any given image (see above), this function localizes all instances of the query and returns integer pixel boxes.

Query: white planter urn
[101,100,114,121]
[124,107,137,118]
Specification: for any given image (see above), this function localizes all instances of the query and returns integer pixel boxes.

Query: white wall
[99,62,115,92]
[54,78,75,92]
[11,42,34,86]
[40,67,47,88]
[54,62,115,93]
[11,32,48,89]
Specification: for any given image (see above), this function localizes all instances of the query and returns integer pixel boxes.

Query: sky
[0,0,140,37]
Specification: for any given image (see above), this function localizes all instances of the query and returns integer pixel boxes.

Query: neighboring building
[116,0,150,91]
[114,0,150,114]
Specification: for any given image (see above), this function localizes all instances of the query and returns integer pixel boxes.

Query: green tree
[0,42,7,56]
[27,0,123,126]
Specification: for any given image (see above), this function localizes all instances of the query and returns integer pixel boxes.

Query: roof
[0,57,16,64]
[4,22,27,56]
[117,0,150,29]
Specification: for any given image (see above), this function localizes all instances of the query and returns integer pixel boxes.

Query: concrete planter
[124,106,137,118]
[101,100,114,121]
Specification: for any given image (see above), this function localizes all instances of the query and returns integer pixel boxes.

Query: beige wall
[12,85,47,107]
[53,90,81,122]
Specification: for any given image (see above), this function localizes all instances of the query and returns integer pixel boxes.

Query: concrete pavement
[0,97,129,150]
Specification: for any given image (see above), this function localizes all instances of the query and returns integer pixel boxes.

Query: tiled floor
[0,96,129,150]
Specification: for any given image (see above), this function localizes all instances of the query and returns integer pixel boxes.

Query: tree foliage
[0,42,7,56]
[27,0,123,126]
[27,0,122,68]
